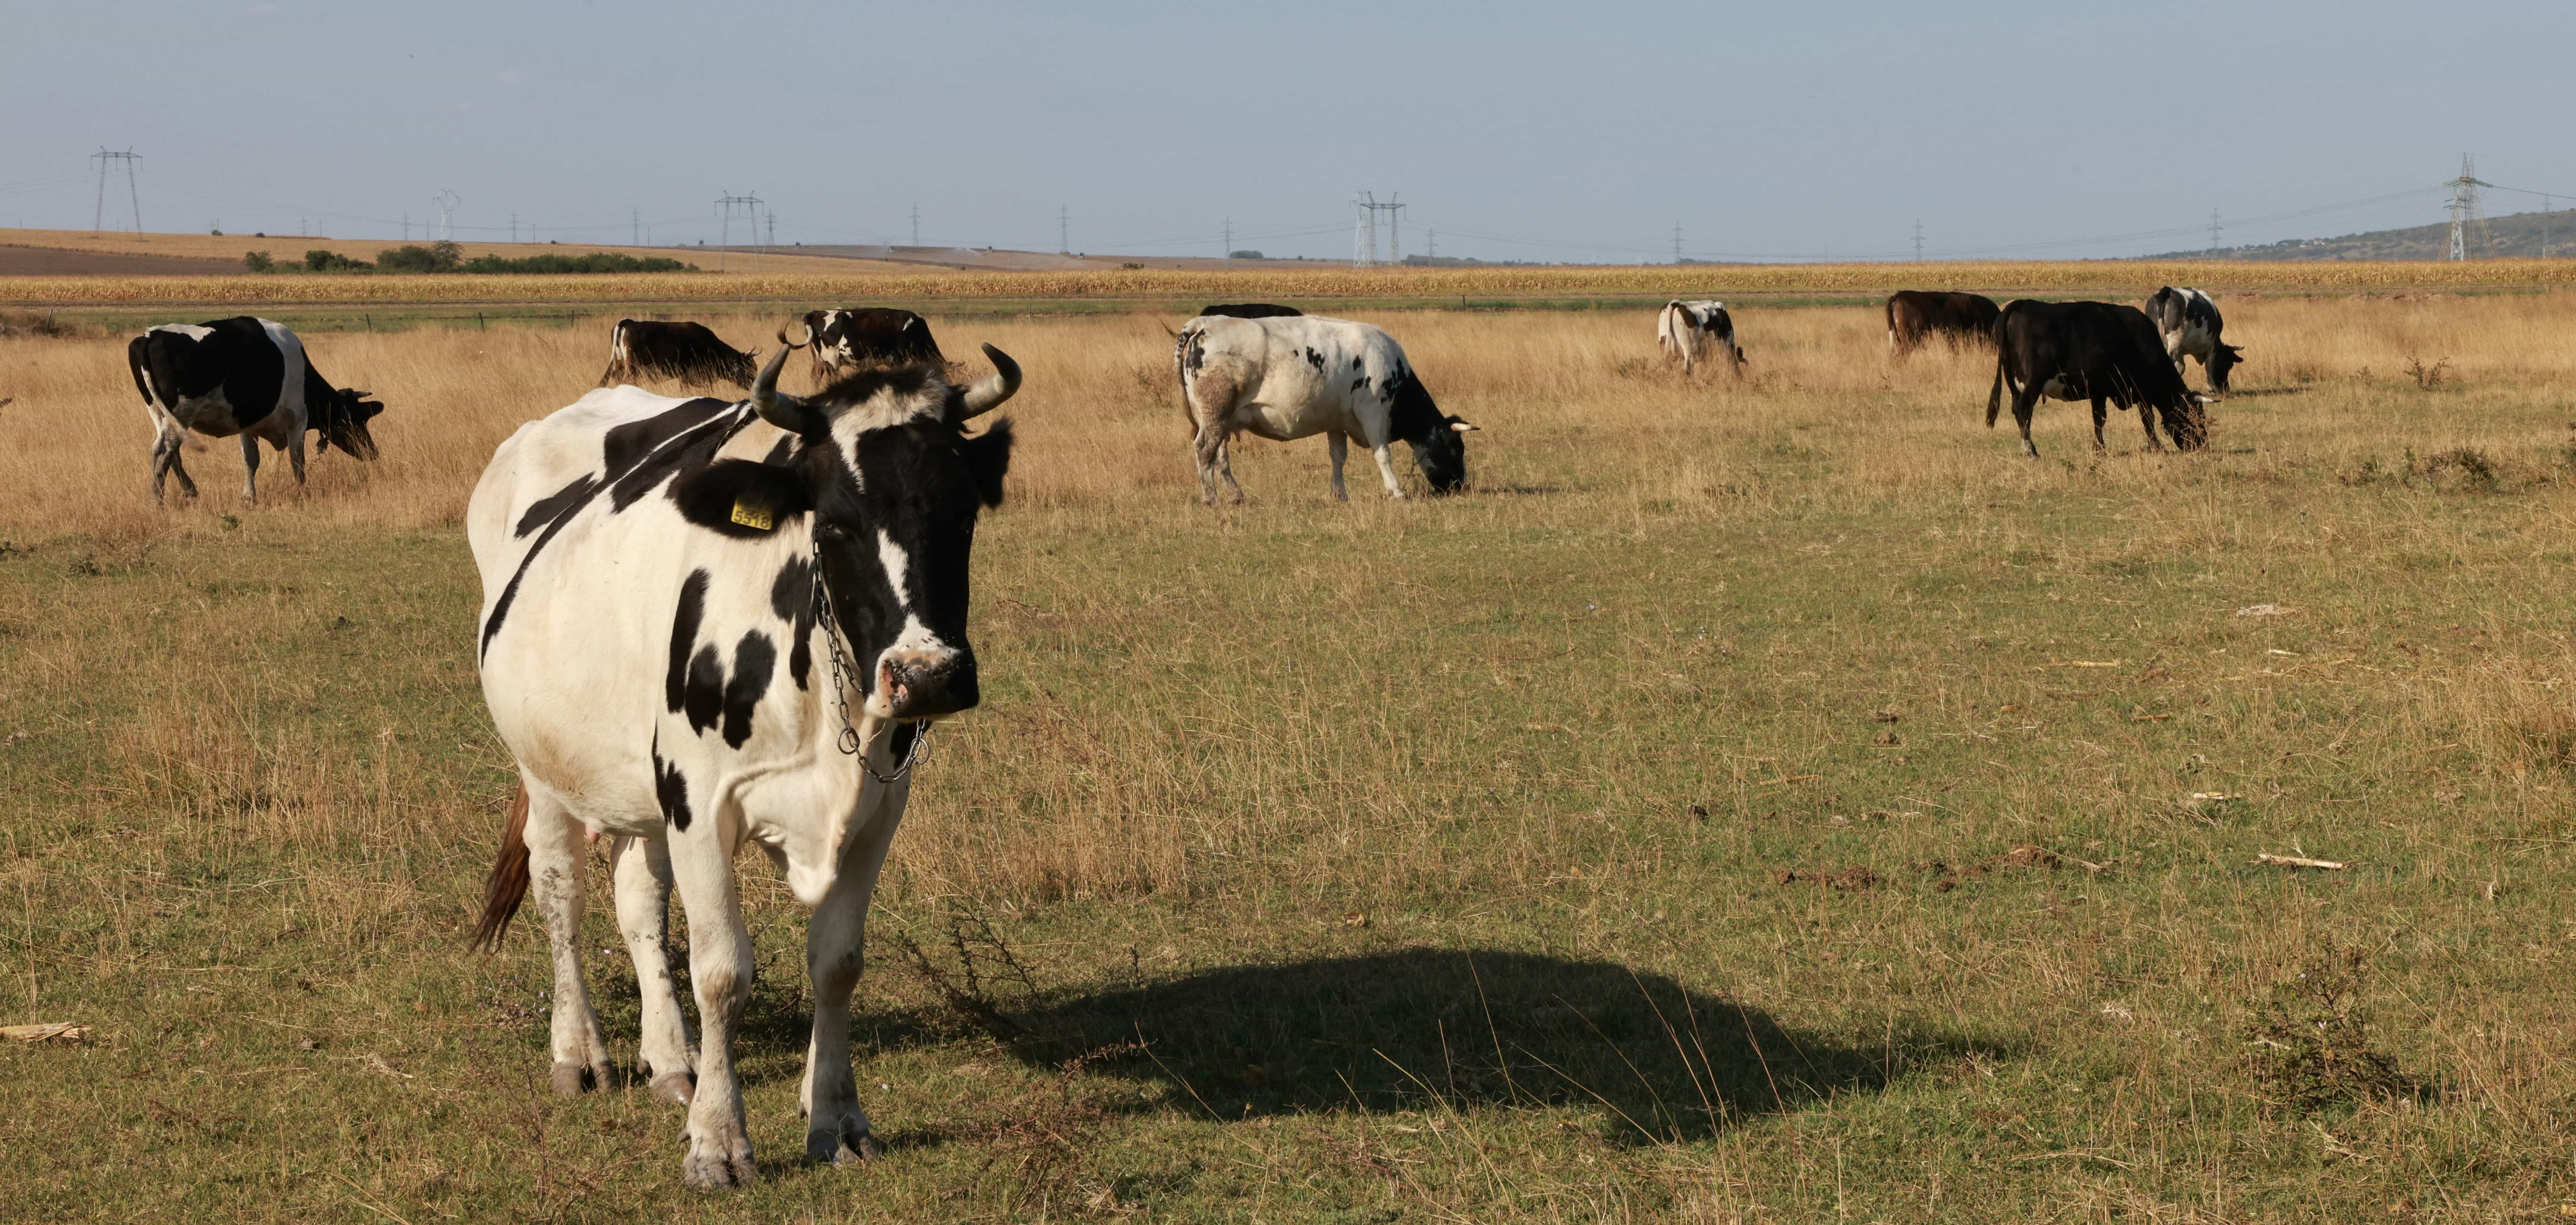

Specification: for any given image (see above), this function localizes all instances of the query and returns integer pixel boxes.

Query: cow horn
[956,343,1021,421]
[747,337,817,433]
[779,323,814,350]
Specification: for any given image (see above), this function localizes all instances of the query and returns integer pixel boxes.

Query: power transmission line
[92,148,140,235]
[1672,223,1683,265]
[2208,208,2221,254]
[910,202,919,247]
[1352,191,1402,266]
[431,190,459,242]
[1912,220,1924,262]
[2445,153,2491,260]
[1058,204,1069,254]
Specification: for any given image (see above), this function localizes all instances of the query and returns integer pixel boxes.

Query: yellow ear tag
[730,497,774,531]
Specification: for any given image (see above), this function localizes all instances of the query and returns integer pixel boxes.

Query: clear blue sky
[5,1,2569,262]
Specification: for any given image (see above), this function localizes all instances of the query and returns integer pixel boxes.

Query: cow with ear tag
[464,322,1019,1189]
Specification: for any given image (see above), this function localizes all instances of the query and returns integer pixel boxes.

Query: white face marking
[874,529,911,610]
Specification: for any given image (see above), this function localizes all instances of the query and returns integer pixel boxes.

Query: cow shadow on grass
[811,948,2011,1145]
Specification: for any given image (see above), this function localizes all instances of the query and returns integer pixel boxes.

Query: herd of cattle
[107,283,2241,1187]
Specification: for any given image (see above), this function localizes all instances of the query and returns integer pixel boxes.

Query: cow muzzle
[870,649,978,721]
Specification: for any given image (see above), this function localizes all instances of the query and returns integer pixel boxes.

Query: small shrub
[2243,945,2425,1115]
[302,249,370,272]
[0,310,74,338]
[242,250,273,272]
[2402,355,2453,389]
[2402,447,2498,491]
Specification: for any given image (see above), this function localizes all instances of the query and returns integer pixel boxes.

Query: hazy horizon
[5,1,2570,263]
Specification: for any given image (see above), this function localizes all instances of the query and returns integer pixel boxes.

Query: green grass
[9,312,2576,1221]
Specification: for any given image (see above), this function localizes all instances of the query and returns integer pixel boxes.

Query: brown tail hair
[471,783,532,951]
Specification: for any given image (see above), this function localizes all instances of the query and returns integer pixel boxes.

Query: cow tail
[1985,346,2007,428]
[470,783,532,951]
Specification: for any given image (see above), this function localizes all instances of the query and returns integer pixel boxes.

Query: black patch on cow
[128,317,291,435]
[958,419,1016,508]
[515,473,600,538]
[1305,347,1324,371]
[771,557,814,689]
[652,735,692,832]
[720,632,775,748]
[761,432,797,466]
[1350,376,1369,393]
[666,569,711,714]
[1197,303,1302,319]
[669,459,815,537]
[479,399,750,658]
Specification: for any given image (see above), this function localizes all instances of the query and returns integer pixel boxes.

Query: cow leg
[237,434,262,504]
[287,433,308,486]
[1371,443,1408,500]
[800,795,907,1166]
[2090,396,2108,452]
[1210,431,1246,505]
[608,835,696,1105]
[524,790,616,1096]
[2139,404,2167,453]
[149,430,189,506]
[1193,426,1240,506]
[1326,431,1350,502]
[2012,386,2042,459]
[669,823,757,1189]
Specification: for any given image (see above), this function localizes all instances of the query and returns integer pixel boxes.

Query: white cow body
[1175,313,1472,503]
[467,340,1019,1189]
[1657,300,1743,376]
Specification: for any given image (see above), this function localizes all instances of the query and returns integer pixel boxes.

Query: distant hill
[2143,207,2576,261]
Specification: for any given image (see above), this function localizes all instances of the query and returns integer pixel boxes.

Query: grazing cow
[1987,299,2211,457]
[597,319,758,389]
[2143,287,2243,391]
[126,317,383,505]
[1657,300,1745,376]
[467,327,1020,1188]
[1176,313,1476,503]
[1886,290,2001,353]
[801,308,946,381]
[1195,303,1302,319]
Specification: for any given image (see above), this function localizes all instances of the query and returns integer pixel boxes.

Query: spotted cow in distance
[800,308,946,383]
[1987,299,2211,457]
[467,325,1021,1188]
[126,316,383,504]
[1176,313,1475,503]
[1657,300,1745,376]
[597,319,759,389]
[1885,290,2001,354]
[2143,286,2242,391]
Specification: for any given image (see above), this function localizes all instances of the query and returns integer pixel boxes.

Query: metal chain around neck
[809,532,932,785]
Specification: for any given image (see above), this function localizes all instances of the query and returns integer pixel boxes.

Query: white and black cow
[2143,286,2243,392]
[467,327,1020,1188]
[801,308,946,382]
[1175,313,1475,504]
[1988,299,2212,457]
[1657,300,1745,376]
[126,317,382,505]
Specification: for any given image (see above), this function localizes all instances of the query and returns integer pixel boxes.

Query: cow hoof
[808,1123,881,1166]
[682,1132,757,1189]
[550,1060,615,1096]
[649,1070,696,1106]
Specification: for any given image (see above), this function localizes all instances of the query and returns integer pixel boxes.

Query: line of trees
[242,241,697,275]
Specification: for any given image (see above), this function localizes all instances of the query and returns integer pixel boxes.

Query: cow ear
[670,459,815,537]
[960,418,1015,507]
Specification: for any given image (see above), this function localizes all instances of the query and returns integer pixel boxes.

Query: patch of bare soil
[0,245,242,276]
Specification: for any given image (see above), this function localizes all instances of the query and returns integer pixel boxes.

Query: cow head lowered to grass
[465,324,1018,1189]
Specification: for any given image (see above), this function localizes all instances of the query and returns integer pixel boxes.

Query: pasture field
[6,294,2576,1221]
[6,248,2576,314]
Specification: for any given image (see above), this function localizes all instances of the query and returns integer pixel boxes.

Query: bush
[242,251,273,273]
[454,251,695,274]
[303,249,370,272]
[2243,945,2427,1115]
[375,241,462,273]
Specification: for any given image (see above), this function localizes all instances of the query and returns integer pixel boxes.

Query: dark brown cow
[1887,291,2001,354]
[801,308,947,381]
[1987,299,2211,457]
[1196,303,1303,319]
[596,319,756,389]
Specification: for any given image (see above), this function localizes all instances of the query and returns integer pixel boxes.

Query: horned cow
[468,324,1021,1189]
